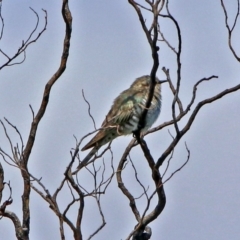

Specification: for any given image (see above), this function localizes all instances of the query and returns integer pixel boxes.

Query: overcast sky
[0,1,240,239]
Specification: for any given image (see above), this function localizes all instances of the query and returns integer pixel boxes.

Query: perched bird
[77,75,163,170]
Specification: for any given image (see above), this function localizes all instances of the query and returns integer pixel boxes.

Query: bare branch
[87,194,106,240]
[162,130,174,179]
[185,75,218,113]
[10,1,72,236]
[82,89,96,130]
[163,142,190,184]
[1,211,24,239]
[0,9,47,70]
[117,143,141,222]
[0,0,4,40]
[162,67,183,113]
[0,163,3,203]
[0,181,13,220]
[29,104,35,121]
[129,155,149,201]
[4,118,24,158]
[128,0,154,47]
[220,0,240,61]
[147,75,219,135]
[156,81,240,169]
[158,24,177,54]
[125,3,165,234]
[160,0,182,135]
[23,3,71,165]
[0,179,25,240]
[0,120,15,162]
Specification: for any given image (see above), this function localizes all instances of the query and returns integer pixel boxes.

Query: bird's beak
[157,80,168,84]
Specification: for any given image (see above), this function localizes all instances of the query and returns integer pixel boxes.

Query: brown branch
[123,1,240,238]
[160,1,182,136]
[68,128,104,175]
[23,2,71,165]
[162,131,174,178]
[117,1,169,227]
[0,0,4,40]
[163,142,190,184]
[93,148,115,194]
[117,140,141,222]
[128,1,161,137]
[64,170,84,239]
[0,151,17,168]
[82,90,96,129]
[30,176,76,239]
[0,181,13,212]
[157,23,177,54]
[14,1,72,237]
[130,143,189,240]
[156,82,240,169]
[135,2,151,12]
[220,0,240,61]
[147,75,218,135]
[66,139,116,238]
[29,105,35,121]
[129,155,149,201]
[117,136,166,240]
[162,67,183,113]
[76,150,114,239]
[0,163,3,203]
[87,193,106,240]
[128,0,154,47]
[0,8,47,70]
[0,120,16,162]
[4,118,24,159]
[1,211,25,240]
[0,178,25,240]
[134,138,166,224]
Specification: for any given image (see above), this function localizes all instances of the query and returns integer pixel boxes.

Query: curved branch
[0,8,47,70]
[0,1,4,40]
[1,211,24,240]
[116,143,141,222]
[220,0,240,61]
[156,82,240,168]
[160,0,182,135]
[18,0,72,236]
[134,139,166,226]
[147,75,218,135]
[23,1,72,165]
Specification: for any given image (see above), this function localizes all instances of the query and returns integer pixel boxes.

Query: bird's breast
[119,94,161,134]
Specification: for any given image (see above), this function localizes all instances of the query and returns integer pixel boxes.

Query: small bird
[77,75,163,170]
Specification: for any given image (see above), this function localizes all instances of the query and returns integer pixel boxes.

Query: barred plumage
[77,75,162,170]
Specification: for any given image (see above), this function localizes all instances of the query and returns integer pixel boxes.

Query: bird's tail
[75,147,98,172]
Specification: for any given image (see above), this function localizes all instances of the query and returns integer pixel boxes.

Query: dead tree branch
[0,0,72,239]
[0,0,4,40]
[119,0,240,239]
[220,0,240,61]
[0,8,47,70]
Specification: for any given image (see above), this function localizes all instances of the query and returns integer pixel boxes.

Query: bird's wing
[81,90,144,151]
[102,90,143,127]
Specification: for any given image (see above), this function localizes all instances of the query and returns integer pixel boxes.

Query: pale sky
[0,1,240,239]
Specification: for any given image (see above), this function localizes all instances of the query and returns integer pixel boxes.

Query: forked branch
[0,8,47,70]
[220,0,240,61]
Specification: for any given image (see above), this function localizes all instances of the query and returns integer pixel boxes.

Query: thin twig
[0,9,48,70]
[220,0,240,61]
[82,89,96,129]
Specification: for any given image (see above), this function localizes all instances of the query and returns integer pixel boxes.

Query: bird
[77,75,163,170]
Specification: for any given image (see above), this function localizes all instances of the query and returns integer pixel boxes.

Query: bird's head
[130,75,163,90]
